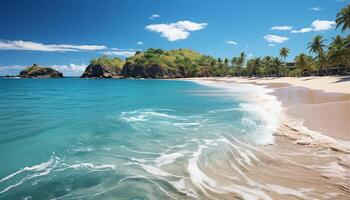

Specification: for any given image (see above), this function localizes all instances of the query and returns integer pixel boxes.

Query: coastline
[184,76,350,144]
[185,77,350,199]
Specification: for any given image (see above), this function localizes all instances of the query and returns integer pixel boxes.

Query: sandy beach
[225,76,350,142]
[187,76,350,142]
[183,76,350,199]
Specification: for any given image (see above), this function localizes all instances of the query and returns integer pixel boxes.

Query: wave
[191,79,282,145]
[0,153,116,194]
[279,115,350,153]
[120,109,183,122]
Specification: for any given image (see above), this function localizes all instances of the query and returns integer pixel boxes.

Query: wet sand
[267,83,350,141]
[185,77,350,199]
[187,76,350,142]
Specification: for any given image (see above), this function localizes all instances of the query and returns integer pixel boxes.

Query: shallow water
[0,78,349,200]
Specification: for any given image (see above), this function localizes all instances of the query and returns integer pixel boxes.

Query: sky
[0,0,349,76]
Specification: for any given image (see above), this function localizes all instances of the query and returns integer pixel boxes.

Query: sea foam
[189,79,282,144]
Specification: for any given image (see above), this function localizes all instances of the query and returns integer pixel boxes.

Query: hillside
[81,56,124,78]
[121,48,217,78]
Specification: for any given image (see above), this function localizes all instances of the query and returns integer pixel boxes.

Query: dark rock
[19,64,63,78]
[121,62,183,78]
[81,64,121,78]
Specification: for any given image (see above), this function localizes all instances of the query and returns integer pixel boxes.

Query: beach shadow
[302,77,316,81]
[332,76,350,83]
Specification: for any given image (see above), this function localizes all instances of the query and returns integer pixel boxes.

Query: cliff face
[120,48,217,78]
[19,64,63,78]
[81,65,121,78]
[121,63,183,78]
[81,56,124,78]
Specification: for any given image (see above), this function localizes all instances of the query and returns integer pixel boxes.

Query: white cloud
[271,26,293,31]
[0,65,25,71]
[225,40,238,45]
[311,20,336,31]
[0,40,106,52]
[150,14,160,20]
[268,44,276,47]
[51,63,87,76]
[291,27,313,33]
[137,41,144,45]
[309,6,321,11]
[146,20,207,41]
[103,50,136,57]
[264,35,289,44]
[290,20,336,34]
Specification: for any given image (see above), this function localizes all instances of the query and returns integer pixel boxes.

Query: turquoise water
[0,78,277,199]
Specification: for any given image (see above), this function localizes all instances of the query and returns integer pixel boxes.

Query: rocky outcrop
[81,64,121,78]
[121,62,183,78]
[19,64,63,78]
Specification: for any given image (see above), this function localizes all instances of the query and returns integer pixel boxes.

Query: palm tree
[279,47,290,63]
[336,5,350,32]
[328,36,349,73]
[231,57,238,68]
[262,56,272,76]
[308,35,326,57]
[224,58,229,67]
[217,58,222,66]
[272,57,282,76]
[252,58,261,77]
[237,52,246,67]
[330,35,345,48]
[295,53,314,75]
[307,35,327,74]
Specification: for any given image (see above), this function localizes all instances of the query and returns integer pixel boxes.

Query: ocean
[0,78,282,199]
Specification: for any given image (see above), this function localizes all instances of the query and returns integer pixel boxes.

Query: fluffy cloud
[291,27,313,34]
[226,40,238,45]
[150,14,160,20]
[146,20,207,41]
[0,40,106,52]
[137,41,144,45]
[268,44,276,47]
[291,20,336,34]
[271,26,293,31]
[264,35,289,44]
[51,63,87,76]
[311,20,336,31]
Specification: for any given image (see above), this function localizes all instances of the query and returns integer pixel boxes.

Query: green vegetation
[279,47,290,63]
[22,63,41,72]
[336,4,350,32]
[89,56,124,69]
[19,63,63,78]
[125,48,220,77]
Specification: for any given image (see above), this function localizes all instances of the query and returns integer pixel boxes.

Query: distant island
[19,64,63,78]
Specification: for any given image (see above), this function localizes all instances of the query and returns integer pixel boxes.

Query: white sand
[225,76,350,94]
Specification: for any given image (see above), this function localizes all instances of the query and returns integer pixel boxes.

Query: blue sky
[0,0,349,76]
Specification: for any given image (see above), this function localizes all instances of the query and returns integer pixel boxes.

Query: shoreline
[185,76,350,152]
[186,77,350,199]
